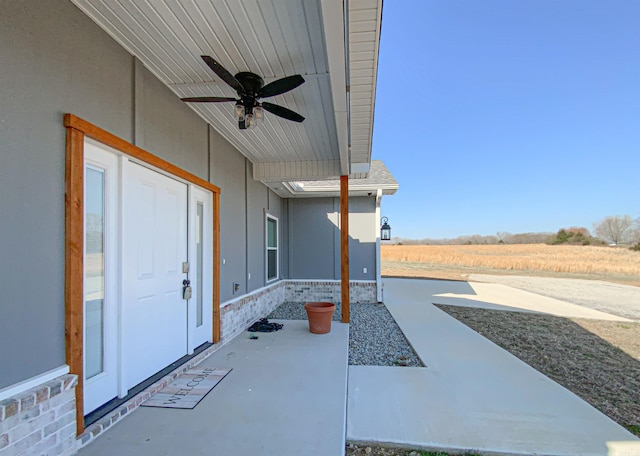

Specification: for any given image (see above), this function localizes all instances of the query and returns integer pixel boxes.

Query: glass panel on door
[85,166,105,379]
[196,202,204,327]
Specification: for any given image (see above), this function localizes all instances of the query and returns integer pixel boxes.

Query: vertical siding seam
[207,124,211,183]
[245,158,249,295]
[133,57,144,147]
[132,55,136,144]
[333,197,339,279]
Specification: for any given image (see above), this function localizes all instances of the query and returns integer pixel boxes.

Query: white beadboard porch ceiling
[70,0,382,183]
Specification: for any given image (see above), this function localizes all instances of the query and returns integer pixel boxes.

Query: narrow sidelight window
[196,202,204,327]
[84,166,105,379]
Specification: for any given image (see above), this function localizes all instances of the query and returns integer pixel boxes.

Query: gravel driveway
[469,274,640,320]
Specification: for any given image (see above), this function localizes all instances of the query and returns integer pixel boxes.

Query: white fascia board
[320,0,350,176]
[282,181,397,195]
[366,0,383,166]
[253,160,342,181]
[336,111,350,175]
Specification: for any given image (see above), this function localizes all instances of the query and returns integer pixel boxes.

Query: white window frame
[265,214,279,282]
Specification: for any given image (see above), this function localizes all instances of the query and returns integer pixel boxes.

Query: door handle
[182,279,192,300]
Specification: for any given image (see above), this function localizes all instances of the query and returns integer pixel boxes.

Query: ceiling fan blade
[262,102,305,123]
[181,96,237,103]
[201,56,245,94]
[258,75,305,98]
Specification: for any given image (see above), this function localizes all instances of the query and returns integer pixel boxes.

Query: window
[196,201,204,327]
[266,215,278,281]
[84,165,106,379]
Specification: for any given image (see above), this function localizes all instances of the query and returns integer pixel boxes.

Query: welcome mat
[141,367,232,409]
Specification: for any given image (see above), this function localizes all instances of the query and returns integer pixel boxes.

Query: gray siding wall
[0,1,134,390]
[209,144,286,304]
[138,63,209,178]
[288,197,377,280]
[348,198,378,281]
[288,199,337,279]
[246,162,267,292]
[210,128,247,302]
[0,1,285,389]
[245,162,285,294]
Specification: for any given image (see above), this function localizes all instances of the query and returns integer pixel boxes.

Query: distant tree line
[387,214,640,250]
[389,232,552,246]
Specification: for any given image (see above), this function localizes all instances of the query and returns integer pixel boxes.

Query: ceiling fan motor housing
[236,72,265,116]
[235,72,264,96]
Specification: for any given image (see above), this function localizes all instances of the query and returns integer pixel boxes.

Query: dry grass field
[382,244,640,285]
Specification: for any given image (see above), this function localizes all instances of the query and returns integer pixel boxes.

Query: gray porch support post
[340,175,350,323]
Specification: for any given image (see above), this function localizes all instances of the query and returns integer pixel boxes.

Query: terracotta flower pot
[304,302,336,334]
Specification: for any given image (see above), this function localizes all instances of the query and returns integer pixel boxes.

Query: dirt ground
[345,444,470,456]
[435,305,640,436]
[345,445,420,456]
[345,444,460,456]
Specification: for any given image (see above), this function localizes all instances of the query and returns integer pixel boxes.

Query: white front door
[83,141,215,412]
[122,161,189,390]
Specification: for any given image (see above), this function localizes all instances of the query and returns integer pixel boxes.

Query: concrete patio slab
[79,320,349,456]
[347,278,639,455]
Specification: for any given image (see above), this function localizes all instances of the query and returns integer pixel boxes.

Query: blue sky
[372,0,640,239]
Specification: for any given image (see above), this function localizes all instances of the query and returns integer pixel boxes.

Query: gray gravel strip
[268,302,424,367]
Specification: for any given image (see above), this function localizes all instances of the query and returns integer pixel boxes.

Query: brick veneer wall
[220,281,286,343]
[285,280,376,303]
[219,280,376,344]
[0,374,77,456]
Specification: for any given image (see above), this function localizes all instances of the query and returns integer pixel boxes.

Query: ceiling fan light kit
[235,103,262,129]
[253,106,264,122]
[182,55,305,130]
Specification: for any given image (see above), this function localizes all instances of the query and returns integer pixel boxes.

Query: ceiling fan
[181,56,305,130]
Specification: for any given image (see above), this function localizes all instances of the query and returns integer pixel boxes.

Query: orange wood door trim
[340,175,350,323]
[64,114,221,195]
[65,126,86,435]
[64,114,221,434]
[213,191,221,343]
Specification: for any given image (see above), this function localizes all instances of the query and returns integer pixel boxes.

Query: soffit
[348,0,382,170]
[70,0,382,183]
[265,160,398,198]
[70,0,339,176]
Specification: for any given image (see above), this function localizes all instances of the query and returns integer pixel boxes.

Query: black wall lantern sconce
[381,217,391,241]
